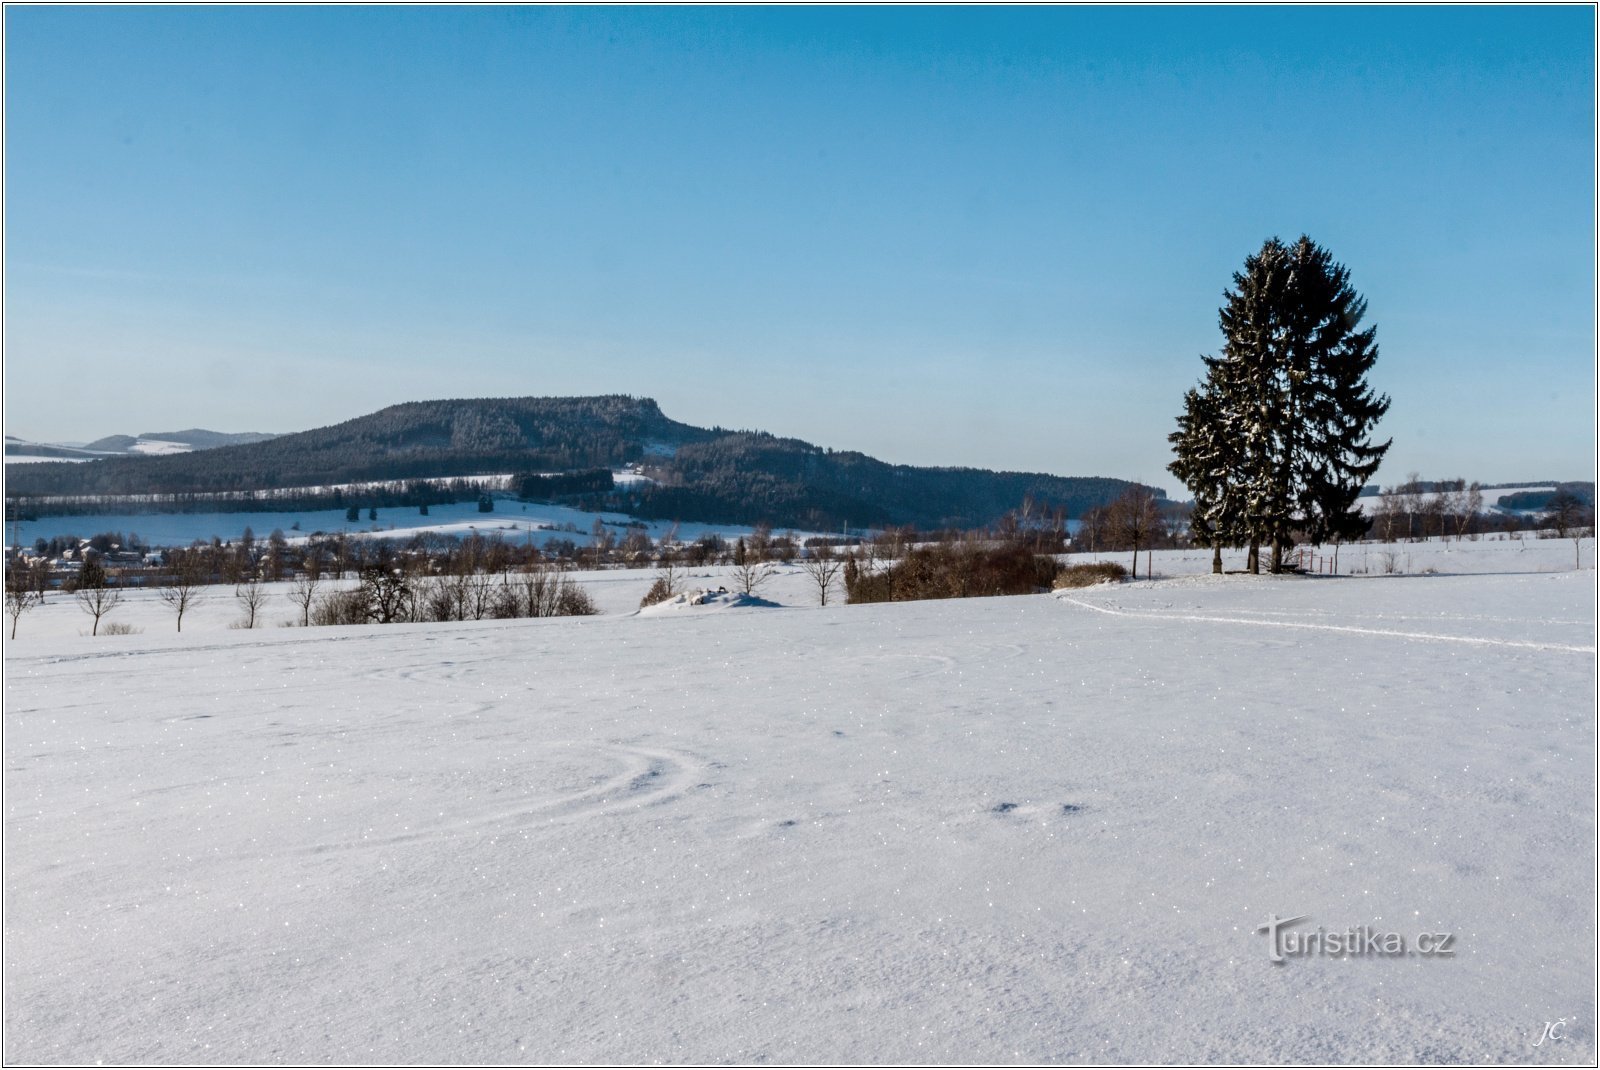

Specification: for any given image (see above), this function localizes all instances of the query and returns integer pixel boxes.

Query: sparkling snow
[3,541,1594,1062]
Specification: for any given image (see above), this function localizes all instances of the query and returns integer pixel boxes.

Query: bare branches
[72,556,123,637]
[6,566,41,639]
[287,573,321,627]
[798,544,844,606]
[234,577,267,629]
[159,550,208,633]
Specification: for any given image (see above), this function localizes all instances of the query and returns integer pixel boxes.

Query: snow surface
[125,438,193,456]
[636,588,784,615]
[1077,532,1595,579]
[3,541,1595,1063]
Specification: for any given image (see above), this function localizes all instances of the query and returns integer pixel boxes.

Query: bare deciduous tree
[6,565,41,639]
[1462,482,1484,540]
[799,543,844,605]
[29,558,51,605]
[1108,486,1164,580]
[360,566,412,624]
[288,573,321,627]
[73,556,123,637]
[235,576,267,629]
[1370,492,1402,544]
[1395,473,1424,540]
[1544,490,1588,540]
[159,551,208,633]
[729,555,775,597]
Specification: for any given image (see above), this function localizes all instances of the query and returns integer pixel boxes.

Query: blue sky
[4,5,1594,487]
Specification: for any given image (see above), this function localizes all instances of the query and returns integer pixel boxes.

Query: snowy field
[3,540,1595,1063]
[1081,531,1594,580]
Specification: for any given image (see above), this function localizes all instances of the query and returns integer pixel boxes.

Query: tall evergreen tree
[1170,236,1390,573]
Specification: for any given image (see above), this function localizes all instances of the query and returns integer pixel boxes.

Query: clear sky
[4,5,1594,488]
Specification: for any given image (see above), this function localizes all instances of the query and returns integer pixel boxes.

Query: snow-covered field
[4,541,1595,1062]
[1083,531,1594,579]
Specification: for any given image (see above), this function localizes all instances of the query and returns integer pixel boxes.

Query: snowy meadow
[3,538,1595,1063]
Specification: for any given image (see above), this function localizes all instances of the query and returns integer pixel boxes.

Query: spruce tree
[1280,237,1390,551]
[1170,235,1390,573]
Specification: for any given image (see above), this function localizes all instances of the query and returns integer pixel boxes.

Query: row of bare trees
[1074,487,1177,578]
[4,541,605,637]
[1366,475,1594,545]
[1368,476,1487,542]
[303,562,598,627]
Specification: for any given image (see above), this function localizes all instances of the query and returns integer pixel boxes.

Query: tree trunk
[1247,539,1259,574]
[1130,543,1138,580]
[1212,541,1223,574]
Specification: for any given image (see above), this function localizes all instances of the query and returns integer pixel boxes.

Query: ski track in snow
[292,742,701,857]
[1057,591,1597,654]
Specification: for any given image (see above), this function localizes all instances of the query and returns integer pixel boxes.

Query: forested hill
[616,433,1151,530]
[7,397,710,494]
[5,395,1158,530]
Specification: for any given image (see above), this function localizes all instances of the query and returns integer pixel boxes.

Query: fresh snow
[125,438,193,456]
[3,540,1595,1063]
[636,587,783,615]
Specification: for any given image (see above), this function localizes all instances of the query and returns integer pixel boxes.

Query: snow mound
[638,587,782,615]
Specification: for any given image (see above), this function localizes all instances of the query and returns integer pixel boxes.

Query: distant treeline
[5,478,503,521]
[1495,484,1595,512]
[514,468,616,499]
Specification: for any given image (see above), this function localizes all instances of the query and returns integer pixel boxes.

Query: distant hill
[78,435,141,453]
[4,396,1156,531]
[138,429,279,450]
[82,429,279,454]
[4,437,104,461]
[8,429,279,461]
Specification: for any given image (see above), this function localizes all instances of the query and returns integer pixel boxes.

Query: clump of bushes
[1052,562,1128,589]
[311,588,374,626]
[639,577,676,609]
[844,542,1060,604]
[1053,561,1128,588]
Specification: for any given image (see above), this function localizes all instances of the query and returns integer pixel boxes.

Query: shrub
[845,542,1060,604]
[557,584,599,617]
[639,577,676,609]
[310,588,371,626]
[1052,562,1128,589]
[101,621,143,636]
